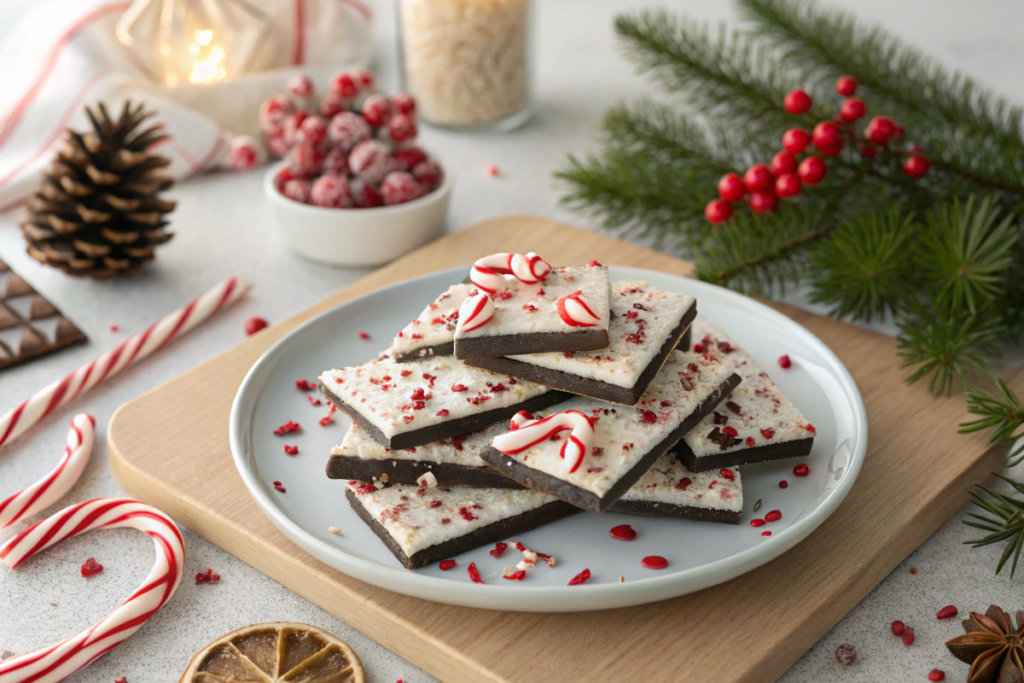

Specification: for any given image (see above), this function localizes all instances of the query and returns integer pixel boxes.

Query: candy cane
[492,409,596,474]
[0,414,94,528]
[556,291,602,327]
[470,252,551,294]
[455,291,495,334]
[0,275,250,451]
[0,498,185,683]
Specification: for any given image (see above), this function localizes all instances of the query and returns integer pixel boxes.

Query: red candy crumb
[642,410,657,423]
[722,426,738,437]
[274,484,286,493]
[589,260,602,267]
[675,477,692,490]
[468,562,484,584]
[284,445,299,456]
[745,437,755,446]
[765,510,782,522]
[439,560,457,571]
[307,395,322,406]
[356,484,378,495]
[274,421,301,435]
[936,605,958,620]
[902,627,915,646]
[610,524,637,541]
[110,324,120,332]
[80,557,103,577]
[319,415,334,426]
[761,428,776,439]
[928,670,945,681]
[429,501,442,508]
[195,568,220,585]
[295,378,313,391]
[485,164,499,177]
[719,468,735,481]
[245,317,269,335]
[436,409,449,417]
[761,531,772,537]
[805,424,817,434]
[490,542,508,559]
[503,570,526,581]
[793,464,810,477]
[568,569,592,586]
[750,519,766,527]
[115,678,127,683]
[358,331,371,340]
[891,620,905,636]
[779,480,789,489]
[778,355,792,368]
[641,556,668,570]
[451,384,468,392]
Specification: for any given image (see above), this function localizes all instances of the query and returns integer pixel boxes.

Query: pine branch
[961,377,1024,466]
[964,477,1024,577]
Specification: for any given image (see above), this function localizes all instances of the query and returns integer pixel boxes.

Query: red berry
[380,171,424,206]
[903,155,930,178]
[779,480,788,488]
[778,354,792,368]
[866,116,896,144]
[393,91,416,115]
[321,148,349,175]
[350,68,374,91]
[228,136,261,171]
[840,98,865,122]
[349,140,397,184]
[287,73,314,98]
[394,147,427,172]
[351,180,383,208]
[718,173,746,201]
[784,89,812,115]
[743,164,774,192]
[297,115,328,145]
[902,626,915,646]
[387,114,417,142]
[797,157,826,185]
[857,142,878,158]
[310,174,352,208]
[282,179,312,203]
[818,141,843,157]
[782,128,810,154]
[812,121,841,149]
[764,510,782,522]
[245,317,269,335]
[484,164,499,177]
[892,125,905,142]
[287,141,322,179]
[320,93,346,118]
[936,605,958,620]
[412,160,443,190]
[705,199,733,224]
[835,76,858,96]
[283,111,309,146]
[775,173,801,198]
[331,72,358,98]
[927,670,945,682]
[328,112,372,151]
[266,132,291,160]
[749,191,777,213]
[771,151,798,176]
[362,93,392,126]
[260,95,293,133]
[891,620,905,636]
[794,463,810,477]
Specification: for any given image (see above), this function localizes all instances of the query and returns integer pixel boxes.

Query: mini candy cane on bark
[455,291,495,334]
[556,290,602,328]
[0,414,94,528]
[492,409,596,474]
[470,252,551,294]
[0,275,250,452]
[0,498,184,683]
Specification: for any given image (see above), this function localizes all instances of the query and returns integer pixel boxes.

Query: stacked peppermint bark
[318,253,814,571]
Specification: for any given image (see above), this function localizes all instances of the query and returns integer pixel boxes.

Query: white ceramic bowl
[263,160,453,267]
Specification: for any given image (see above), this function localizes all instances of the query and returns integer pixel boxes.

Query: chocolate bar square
[390,283,472,362]
[608,453,742,524]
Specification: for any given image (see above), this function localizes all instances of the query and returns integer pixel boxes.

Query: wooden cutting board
[109,215,1007,683]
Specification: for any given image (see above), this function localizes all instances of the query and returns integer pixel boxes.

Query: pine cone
[21,101,175,278]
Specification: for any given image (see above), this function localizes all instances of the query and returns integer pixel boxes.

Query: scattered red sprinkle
[274,485,286,493]
[274,481,282,486]
[110,325,120,332]
[928,670,945,681]
[793,464,810,477]
[610,524,637,541]
[936,605,958,620]
[319,415,334,426]
[805,424,817,434]
[902,627,915,646]
[778,355,792,368]
[429,501,442,508]
[693,343,706,353]
[439,560,457,571]
[451,384,468,392]
[891,620,905,636]
[245,317,269,335]
[358,331,371,340]
[307,395,322,406]
[641,556,668,570]
[745,437,755,446]
[779,480,789,488]
[722,426,738,437]
[765,510,782,522]
[589,260,602,267]
[503,570,527,581]
[490,542,508,559]
[80,558,103,578]
[436,409,449,417]
[642,410,657,423]
[284,445,299,456]
[484,164,499,177]
[761,428,776,439]
[467,562,484,583]
[761,531,771,537]
[568,569,592,586]
[195,568,220,585]
[719,468,735,481]
[115,678,127,683]
[356,484,378,495]
[274,421,301,435]
[750,519,766,527]
[295,378,313,391]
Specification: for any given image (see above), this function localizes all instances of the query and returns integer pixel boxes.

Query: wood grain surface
[108,216,1007,682]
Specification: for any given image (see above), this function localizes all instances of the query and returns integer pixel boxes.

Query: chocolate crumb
[1,650,14,661]
[619,576,625,583]
[835,643,856,666]
[910,567,918,574]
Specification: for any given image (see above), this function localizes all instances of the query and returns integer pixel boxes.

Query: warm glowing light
[195,29,213,45]
[190,44,227,83]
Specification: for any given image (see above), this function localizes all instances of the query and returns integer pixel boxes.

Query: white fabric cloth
[0,0,374,210]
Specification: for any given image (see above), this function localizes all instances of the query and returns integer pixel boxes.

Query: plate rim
[229,265,868,612]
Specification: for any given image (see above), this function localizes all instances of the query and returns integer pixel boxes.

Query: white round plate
[230,265,867,612]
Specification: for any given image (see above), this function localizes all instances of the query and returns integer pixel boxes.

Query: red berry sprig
[704,75,931,223]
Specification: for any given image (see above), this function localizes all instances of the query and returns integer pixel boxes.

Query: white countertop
[1,0,1023,680]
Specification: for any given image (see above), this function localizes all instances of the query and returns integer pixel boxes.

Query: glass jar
[396,0,535,131]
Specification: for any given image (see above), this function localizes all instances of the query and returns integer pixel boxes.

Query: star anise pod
[946,605,1024,683]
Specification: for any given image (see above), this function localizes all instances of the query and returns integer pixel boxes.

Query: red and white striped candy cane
[0,275,250,451]
[0,414,94,528]
[556,291,602,327]
[492,409,596,474]
[470,252,551,294]
[0,498,185,683]
[455,291,495,334]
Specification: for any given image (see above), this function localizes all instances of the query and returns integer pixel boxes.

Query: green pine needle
[964,477,1024,577]
[961,376,1024,466]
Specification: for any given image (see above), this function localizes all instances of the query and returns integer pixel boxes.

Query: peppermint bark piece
[607,453,742,524]
[390,283,473,362]
[319,355,569,450]
[328,422,523,489]
[479,351,741,513]
[464,281,696,405]
[345,481,578,569]
[674,317,815,471]
[453,264,612,359]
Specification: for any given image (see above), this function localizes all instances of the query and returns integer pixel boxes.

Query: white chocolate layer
[390,283,473,360]
[492,351,735,497]
[453,264,610,341]
[683,317,815,458]
[346,480,558,557]
[506,281,694,388]
[334,421,500,467]
[319,355,553,440]
[618,453,742,512]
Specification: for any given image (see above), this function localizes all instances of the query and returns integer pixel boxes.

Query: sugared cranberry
[228,136,262,171]
[287,142,322,179]
[782,128,810,154]
[903,155,930,178]
[834,643,856,666]
[328,112,372,151]
[394,147,427,172]
[349,140,396,184]
[321,148,349,176]
[297,116,328,145]
[351,180,383,208]
[793,463,810,477]
[282,179,313,203]
[331,71,358,98]
[245,317,269,335]
[797,157,826,185]
[774,173,801,198]
[778,354,792,368]
[771,151,798,176]
[412,160,443,190]
[380,171,424,206]
[392,91,416,115]
[840,98,865,122]
[282,111,309,146]
[311,174,352,208]
[260,95,293,133]
[362,93,392,126]
[705,199,733,224]
[835,75,857,96]
[743,164,774,192]
[320,92,346,118]
[783,89,812,115]
[717,173,745,202]
[749,191,777,213]
[387,114,417,142]
[287,73,314,98]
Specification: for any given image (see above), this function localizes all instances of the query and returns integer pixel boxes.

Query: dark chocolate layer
[454,328,610,360]
[607,499,741,524]
[327,455,526,489]
[345,488,580,570]
[680,326,692,354]
[478,372,742,513]
[674,436,814,472]
[463,305,696,406]
[392,342,454,363]
[319,384,571,451]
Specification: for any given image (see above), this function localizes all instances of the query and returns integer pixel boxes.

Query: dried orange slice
[179,622,364,682]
